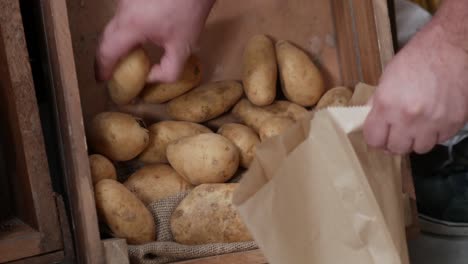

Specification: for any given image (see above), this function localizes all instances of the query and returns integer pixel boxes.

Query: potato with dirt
[167,133,239,185]
[232,99,275,133]
[243,34,277,106]
[263,100,309,121]
[142,55,202,103]
[95,179,156,245]
[89,154,117,185]
[276,40,325,106]
[138,121,212,164]
[108,47,151,105]
[259,116,296,141]
[167,81,243,123]
[124,164,193,205]
[218,123,260,168]
[315,86,353,109]
[171,183,253,245]
[88,112,149,161]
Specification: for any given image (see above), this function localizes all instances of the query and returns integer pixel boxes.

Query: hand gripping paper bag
[233,106,410,264]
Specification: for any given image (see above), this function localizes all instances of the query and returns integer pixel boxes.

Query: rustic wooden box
[0,1,75,263]
[22,0,418,263]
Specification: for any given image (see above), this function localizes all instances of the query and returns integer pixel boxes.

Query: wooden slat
[7,251,65,264]
[103,239,130,264]
[0,0,63,256]
[36,0,105,263]
[173,250,268,264]
[330,0,362,87]
[0,219,42,263]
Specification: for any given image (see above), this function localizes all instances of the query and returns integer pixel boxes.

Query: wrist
[429,0,468,53]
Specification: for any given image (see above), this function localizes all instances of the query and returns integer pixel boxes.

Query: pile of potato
[88,34,356,246]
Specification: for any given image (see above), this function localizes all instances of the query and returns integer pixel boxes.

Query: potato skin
[217,123,260,168]
[243,35,277,106]
[95,179,156,244]
[171,183,253,245]
[108,47,151,105]
[259,116,295,141]
[124,164,193,205]
[88,112,149,161]
[167,81,244,123]
[263,100,309,121]
[142,55,202,103]
[276,40,325,106]
[89,154,117,185]
[138,121,212,164]
[167,133,239,185]
[232,99,274,133]
[316,86,353,109]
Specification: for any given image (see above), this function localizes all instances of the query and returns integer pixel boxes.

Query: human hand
[363,22,468,155]
[95,0,215,83]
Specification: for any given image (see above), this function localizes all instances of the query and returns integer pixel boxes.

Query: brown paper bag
[233,106,409,264]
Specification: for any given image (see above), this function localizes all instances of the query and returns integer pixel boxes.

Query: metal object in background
[409,215,468,264]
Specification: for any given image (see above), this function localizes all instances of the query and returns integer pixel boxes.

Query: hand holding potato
[95,0,215,83]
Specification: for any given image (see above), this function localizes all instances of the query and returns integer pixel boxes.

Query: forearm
[429,0,468,52]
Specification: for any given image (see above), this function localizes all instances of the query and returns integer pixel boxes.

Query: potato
[167,81,244,123]
[124,164,193,205]
[259,116,295,141]
[89,154,117,185]
[316,86,353,109]
[242,34,277,106]
[88,112,149,161]
[141,55,202,103]
[276,40,325,106]
[217,123,260,168]
[171,183,252,245]
[138,121,212,164]
[95,179,156,244]
[231,99,274,133]
[167,133,239,185]
[263,100,309,121]
[108,47,151,105]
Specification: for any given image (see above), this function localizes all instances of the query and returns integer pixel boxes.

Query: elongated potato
[95,179,156,244]
[171,183,252,245]
[263,100,309,121]
[124,164,193,205]
[243,34,277,106]
[232,99,274,133]
[89,154,117,185]
[217,123,260,168]
[108,47,151,105]
[141,55,202,103]
[167,133,239,185]
[276,40,325,106]
[316,86,353,109]
[167,81,244,123]
[88,112,149,161]
[139,121,212,164]
[259,116,295,141]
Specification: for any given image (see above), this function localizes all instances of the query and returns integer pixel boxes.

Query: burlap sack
[128,191,258,264]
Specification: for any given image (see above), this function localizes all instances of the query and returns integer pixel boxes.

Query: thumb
[147,43,190,83]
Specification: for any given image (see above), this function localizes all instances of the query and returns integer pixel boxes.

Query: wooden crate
[32,0,418,263]
[0,0,74,263]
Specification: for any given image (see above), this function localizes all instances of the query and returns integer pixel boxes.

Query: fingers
[95,19,142,81]
[147,42,191,83]
[413,130,438,154]
[363,105,390,149]
[386,126,414,154]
